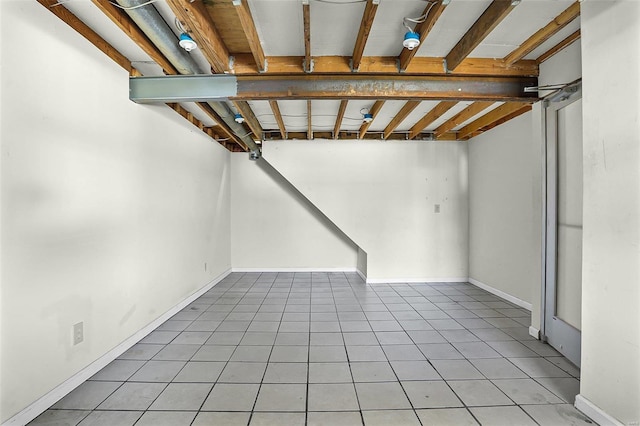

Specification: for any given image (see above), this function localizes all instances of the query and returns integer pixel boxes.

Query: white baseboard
[365,277,469,284]
[231,267,357,273]
[1,269,232,426]
[356,269,367,282]
[468,278,533,311]
[575,394,624,426]
[528,326,540,339]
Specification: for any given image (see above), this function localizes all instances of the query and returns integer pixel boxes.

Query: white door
[544,92,583,367]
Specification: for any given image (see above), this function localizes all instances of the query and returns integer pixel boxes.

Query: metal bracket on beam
[350,59,358,73]
[260,58,268,74]
[303,58,314,73]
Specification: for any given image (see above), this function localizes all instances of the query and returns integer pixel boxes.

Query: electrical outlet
[434,204,441,213]
[73,322,84,345]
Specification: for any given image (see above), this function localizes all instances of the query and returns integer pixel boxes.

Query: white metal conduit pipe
[116,0,260,156]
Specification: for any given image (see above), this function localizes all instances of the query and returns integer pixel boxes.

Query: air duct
[116,0,260,156]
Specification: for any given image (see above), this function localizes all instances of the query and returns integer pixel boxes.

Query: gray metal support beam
[130,74,539,103]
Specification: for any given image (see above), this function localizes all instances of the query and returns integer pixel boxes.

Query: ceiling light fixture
[234,113,245,124]
[179,33,197,51]
[361,107,374,123]
[403,31,421,50]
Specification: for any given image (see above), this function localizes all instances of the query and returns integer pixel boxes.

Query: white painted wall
[468,112,537,309]
[0,2,231,422]
[230,156,358,270]
[263,140,469,282]
[468,40,583,330]
[577,2,640,424]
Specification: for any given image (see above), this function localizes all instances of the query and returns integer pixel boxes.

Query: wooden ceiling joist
[383,101,421,139]
[269,100,287,139]
[445,0,518,72]
[307,100,313,140]
[468,103,532,138]
[232,0,267,72]
[398,0,447,72]
[536,29,581,64]
[303,1,312,72]
[166,0,231,73]
[457,102,531,139]
[504,2,580,65]
[351,0,380,72]
[434,101,494,138]
[91,0,177,75]
[334,100,348,139]
[409,101,458,140]
[232,101,263,141]
[230,55,538,77]
[359,100,385,139]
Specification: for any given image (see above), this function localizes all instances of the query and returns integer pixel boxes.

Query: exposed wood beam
[398,0,447,72]
[307,100,313,140]
[37,0,132,72]
[91,0,177,75]
[457,102,531,139]
[536,29,581,64]
[232,101,263,141]
[303,2,312,72]
[359,100,385,139]
[352,0,380,71]
[269,100,287,139]
[434,101,494,138]
[409,101,458,139]
[504,2,580,65]
[232,0,267,72]
[383,101,421,139]
[334,100,348,139]
[445,0,517,72]
[166,0,231,73]
[231,55,538,76]
[464,103,532,139]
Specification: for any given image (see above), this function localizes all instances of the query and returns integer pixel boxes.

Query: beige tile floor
[30,272,596,425]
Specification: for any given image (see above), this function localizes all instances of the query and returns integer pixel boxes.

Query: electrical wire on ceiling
[108,0,161,10]
[403,0,437,33]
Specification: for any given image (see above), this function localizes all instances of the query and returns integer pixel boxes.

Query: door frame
[541,80,582,367]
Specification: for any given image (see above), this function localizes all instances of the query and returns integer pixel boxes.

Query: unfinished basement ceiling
[40,0,582,152]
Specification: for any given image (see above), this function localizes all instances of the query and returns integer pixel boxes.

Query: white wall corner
[468,278,533,311]
[1,269,232,426]
[356,269,367,282]
[528,326,540,340]
[575,395,625,426]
